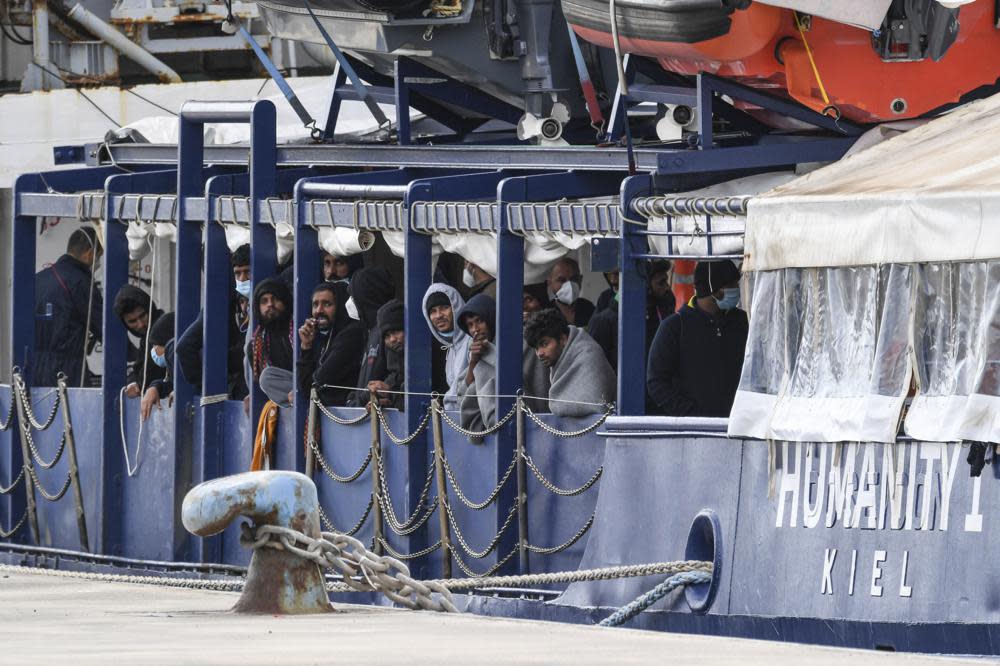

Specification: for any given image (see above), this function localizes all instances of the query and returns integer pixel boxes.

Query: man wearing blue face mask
[141,312,175,422]
[646,260,748,417]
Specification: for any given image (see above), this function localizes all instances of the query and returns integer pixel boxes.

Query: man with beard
[321,251,364,283]
[346,267,396,407]
[422,283,469,409]
[366,300,405,409]
[175,244,250,400]
[112,284,166,398]
[588,260,676,372]
[246,277,294,407]
[297,281,366,406]
[525,308,616,417]
[522,282,550,322]
[455,294,549,430]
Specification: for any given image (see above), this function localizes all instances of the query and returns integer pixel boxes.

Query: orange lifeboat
[566,1,1000,123]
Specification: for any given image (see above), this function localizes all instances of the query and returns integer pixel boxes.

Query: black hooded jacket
[297,282,367,406]
[113,284,167,391]
[33,254,104,386]
[646,300,748,417]
[372,299,405,409]
[347,267,396,407]
[247,277,294,379]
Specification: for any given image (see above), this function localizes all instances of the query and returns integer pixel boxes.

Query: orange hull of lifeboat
[570,2,1000,123]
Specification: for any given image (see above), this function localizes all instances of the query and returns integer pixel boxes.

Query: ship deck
[0,567,982,665]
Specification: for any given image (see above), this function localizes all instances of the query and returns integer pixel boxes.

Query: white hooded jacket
[422,283,471,409]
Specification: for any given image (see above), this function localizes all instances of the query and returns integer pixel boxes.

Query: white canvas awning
[744,92,1000,271]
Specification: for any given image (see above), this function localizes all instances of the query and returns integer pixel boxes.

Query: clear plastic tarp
[729,265,913,443]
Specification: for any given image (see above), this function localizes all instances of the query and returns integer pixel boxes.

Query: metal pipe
[430,398,452,579]
[56,376,89,553]
[304,388,318,478]
[180,101,257,122]
[297,182,409,200]
[31,0,55,90]
[369,394,384,556]
[515,395,529,575]
[630,195,751,218]
[66,3,182,84]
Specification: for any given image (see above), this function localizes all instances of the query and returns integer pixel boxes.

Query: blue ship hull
[2,384,991,655]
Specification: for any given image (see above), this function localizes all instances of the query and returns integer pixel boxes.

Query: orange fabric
[251,400,279,471]
[672,260,696,313]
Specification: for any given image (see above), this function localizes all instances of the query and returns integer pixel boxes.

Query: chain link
[314,399,371,426]
[0,511,27,538]
[441,450,516,510]
[522,403,614,438]
[526,513,594,555]
[445,501,517,560]
[241,524,458,613]
[377,458,436,534]
[373,404,431,446]
[26,465,72,502]
[13,378,61,432]
[452,544,519,578]
[0,467,25,495]
[523,453,602,497]
[318,499,373,537]
[378,537,442,560]
[311,443,372,484]
[25,428,67,470]
[435,402,517,438]
[0,397,15,432]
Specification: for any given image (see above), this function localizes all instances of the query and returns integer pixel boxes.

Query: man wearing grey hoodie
[422,283,470,410]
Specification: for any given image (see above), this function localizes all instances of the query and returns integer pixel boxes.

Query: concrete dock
[0,567,983,665]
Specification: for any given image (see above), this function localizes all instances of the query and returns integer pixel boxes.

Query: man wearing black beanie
[646,260,748,417]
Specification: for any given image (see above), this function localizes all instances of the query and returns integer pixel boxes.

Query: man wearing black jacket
[247,277,295,406]
[33,227,103,386]
[112,284,166,397]
[346,267,396,407]
[646,260,748,417]
[366,300,405,409]
[297,281,366,406]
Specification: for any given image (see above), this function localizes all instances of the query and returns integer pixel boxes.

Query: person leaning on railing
[140,312,175,422]
[296,281,366,406]
[113,284,166,398]
[365,300,405,410]
[524,308,616,417]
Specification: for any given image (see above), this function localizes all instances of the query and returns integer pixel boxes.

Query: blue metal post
[323,63,348,138]
[617,174,652,416]
[101,169,179,555]
[394,59,411,146]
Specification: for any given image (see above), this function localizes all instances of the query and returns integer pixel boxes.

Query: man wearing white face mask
[546,257,595,328]
[646,260,748,417]
[462,261,496,299]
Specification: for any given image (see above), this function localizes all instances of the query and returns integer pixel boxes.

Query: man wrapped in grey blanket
[525,308,616,416]
[455,294,549,431]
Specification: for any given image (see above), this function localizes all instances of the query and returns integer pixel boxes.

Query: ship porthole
[684,509,723,615]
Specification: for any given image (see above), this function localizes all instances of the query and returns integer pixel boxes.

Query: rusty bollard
[181,471,333,614]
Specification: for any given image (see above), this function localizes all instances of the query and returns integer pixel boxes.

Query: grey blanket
[457,342,549,431]
[547,326,616,417]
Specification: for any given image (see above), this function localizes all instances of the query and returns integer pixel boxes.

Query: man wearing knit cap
[245,277,295,407]
[646,260,748,417]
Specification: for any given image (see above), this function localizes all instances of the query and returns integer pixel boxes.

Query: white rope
[118,233,158,477]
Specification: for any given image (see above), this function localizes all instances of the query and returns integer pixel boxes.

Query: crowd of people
[33,228,750,425]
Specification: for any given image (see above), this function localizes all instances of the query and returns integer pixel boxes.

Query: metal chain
[0,511,27,538]
[522,403,614,438]
[314,399,371,426]
[379,495,438,536]
[311,443,372,484]
[26,465,72,502]
[0,467,24,495]
[452,544,519,578]
[0,397,15,432]
[445,501,518,560]
[373,403,431,446]
[377,458,436,533]
[378,537,442,560]
[526,513,594,555]
[318,498,373,537]
[522,453,603,497]
[441,450,516,510]
[0,564,244,591]
[435,402,517,438]
[25,428,67,470]
[241,524,458,613]
[13,378,61,431]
